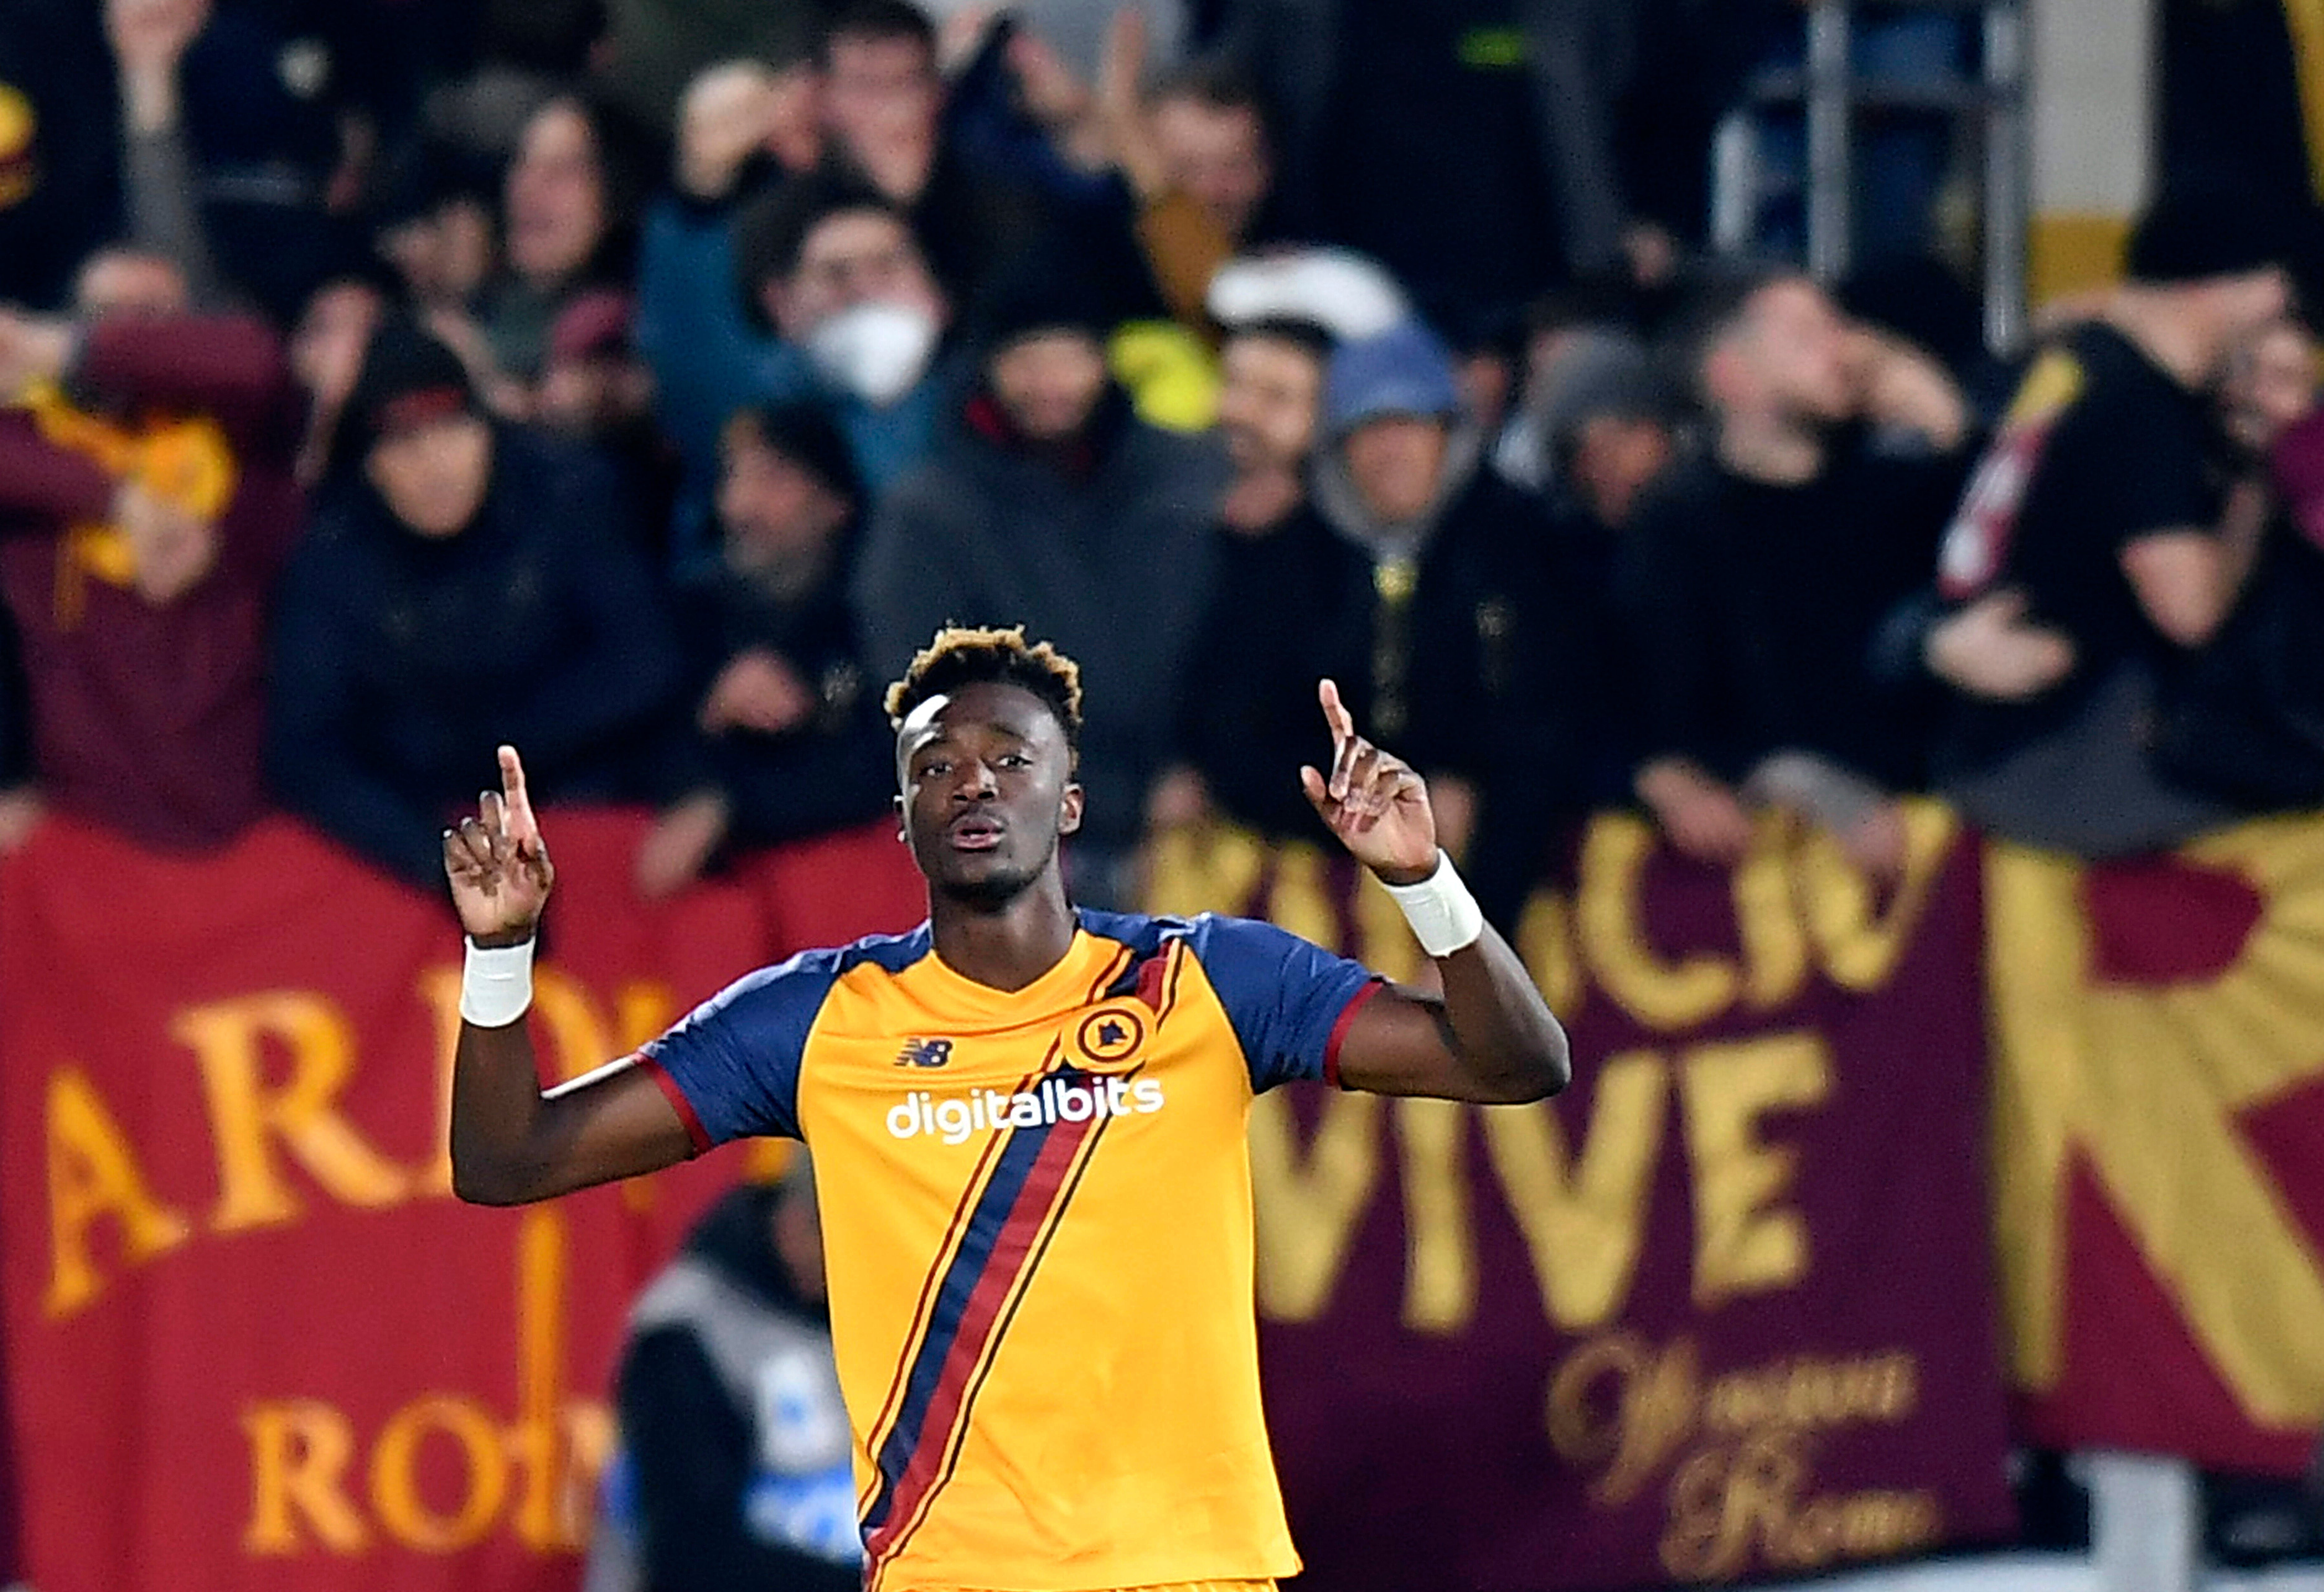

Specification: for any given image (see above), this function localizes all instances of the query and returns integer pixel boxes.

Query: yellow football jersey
[640,908,1381,1592]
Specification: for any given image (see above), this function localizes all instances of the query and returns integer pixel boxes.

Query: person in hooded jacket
[1178,318,1597,932]
[268,317,694,889]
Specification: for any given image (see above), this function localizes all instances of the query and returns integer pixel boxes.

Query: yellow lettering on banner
[1661,1430,1941,1580]
[369,1396,507,1553]
[176,993,409,1232]
[1482,1051,1667,1330]
[1797,801,1957,991]
[1250,1089,1380,1320]
[1578,818,1738,1031]
[529,967,614,1083]
[1516,888,1584,1021]
[1394,1097,1474,1333]
[510,1207,575,1548]
[414,970,684,1202]
[238,1209,611,1556]
[412,966,464,1198]
[1703,1351,1917,1431]
[615,981,680,1053]
[44,1066,192,1317]
[1989,823,2324,1424]
[1546,1333,1701,1504]
[1680,1036,1831,1307]
[1731,832,1810,1011]
[243,1400,370,1554]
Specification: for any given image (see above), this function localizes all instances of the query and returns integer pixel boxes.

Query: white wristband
[460,938,536,1027]
[1382,854,1486,958]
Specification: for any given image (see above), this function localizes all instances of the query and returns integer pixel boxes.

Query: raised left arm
[1301,679,1569,1103]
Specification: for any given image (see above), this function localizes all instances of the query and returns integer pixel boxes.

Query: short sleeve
[1185,914,1383,1092]
[2090,380,2216,548]
[637,952,839,1149]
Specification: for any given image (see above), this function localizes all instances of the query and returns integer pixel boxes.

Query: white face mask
[804,302,940,407]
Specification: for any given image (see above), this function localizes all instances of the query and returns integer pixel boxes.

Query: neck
[2105,290,2215,389]
[927,870,1078,991]
[1715,409,1826,485]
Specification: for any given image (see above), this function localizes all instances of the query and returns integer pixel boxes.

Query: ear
[892,791,908,844]
[1058,781,1084,837]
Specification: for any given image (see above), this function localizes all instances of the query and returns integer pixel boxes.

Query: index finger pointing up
[498,745,539,841]
[1317,677,1357,743]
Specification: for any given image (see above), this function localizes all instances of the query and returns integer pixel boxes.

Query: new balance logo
[895,1037,955,1069]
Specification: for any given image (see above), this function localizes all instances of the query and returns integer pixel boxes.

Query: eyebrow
[907,719,1040,753]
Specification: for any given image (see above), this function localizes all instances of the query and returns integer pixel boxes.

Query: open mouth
[947,816,1005,852]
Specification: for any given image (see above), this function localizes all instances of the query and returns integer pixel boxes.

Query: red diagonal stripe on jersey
[864,1100,1106,1575]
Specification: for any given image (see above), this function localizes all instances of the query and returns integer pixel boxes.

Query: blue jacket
[637,197,950,565]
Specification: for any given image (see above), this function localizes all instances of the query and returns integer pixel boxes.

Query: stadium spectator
[2151,315,2324,809]
[853,274,1227,908]
[593,0,831,142]
[268,319,693,889]
[0,0,394,317]
[1221,0,1667,332]
[1213,316,1331,536]
[1523,332,1682,812]
[287,272,388,485]
[586,1164,859,1592]
[640,162,955,559]
[1538,336,1681,542]
[1924,188,2293,855]
[1176,318,1593,926]
[1146,314,1332,836]
[817,0,1045,304]
[633,402,895,900]
[535,287,680,561]
[370,142,501,319]
[1622,268,1969,874]
[435,96,636,413]
[108,0,225,308]
[0,277,302,851]
[1054,31,1282,337]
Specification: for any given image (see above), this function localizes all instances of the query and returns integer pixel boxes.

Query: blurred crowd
[1,0,2322,930]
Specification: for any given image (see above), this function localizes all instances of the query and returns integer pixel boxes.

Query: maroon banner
[0,809,922,1592]
[1988,825,2324,1472]
[1149,804,2017,1590]
[6,797,2019,1592]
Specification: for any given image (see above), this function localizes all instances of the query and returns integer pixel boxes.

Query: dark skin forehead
[894,679,1072,780]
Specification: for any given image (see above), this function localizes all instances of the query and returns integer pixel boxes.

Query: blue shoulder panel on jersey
[642,925,934,1143]
[1087,909,1379,1092]
[1076,907,1177,985]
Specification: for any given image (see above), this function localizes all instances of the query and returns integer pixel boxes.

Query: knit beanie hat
[343,317,480,460]
[972,265,1113,356]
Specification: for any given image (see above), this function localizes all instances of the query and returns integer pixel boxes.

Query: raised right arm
[444,746,695,1205]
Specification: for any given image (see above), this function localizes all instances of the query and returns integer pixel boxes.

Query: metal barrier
[1711,0,2032,355]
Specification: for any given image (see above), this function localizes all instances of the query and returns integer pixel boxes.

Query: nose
[950,759,998,801]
